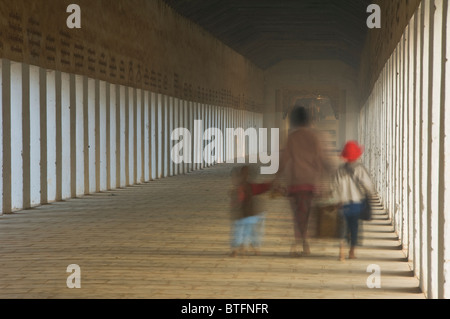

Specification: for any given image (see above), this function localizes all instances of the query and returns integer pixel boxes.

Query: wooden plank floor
[0,164,424,299]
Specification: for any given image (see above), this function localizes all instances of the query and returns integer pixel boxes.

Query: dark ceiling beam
[162,0,371,70]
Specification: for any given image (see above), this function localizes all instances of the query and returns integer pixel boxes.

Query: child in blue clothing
[229,166,271,257]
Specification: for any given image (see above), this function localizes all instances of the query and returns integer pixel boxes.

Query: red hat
[341,141,363,162]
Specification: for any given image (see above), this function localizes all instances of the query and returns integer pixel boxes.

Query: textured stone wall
[0,0,264,111]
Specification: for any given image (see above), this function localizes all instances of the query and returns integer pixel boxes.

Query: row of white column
[0,58,263,215]
[359,0,450,299]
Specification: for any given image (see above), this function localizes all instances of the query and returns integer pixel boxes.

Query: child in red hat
[341,140,363,162]
[332,141,375,260]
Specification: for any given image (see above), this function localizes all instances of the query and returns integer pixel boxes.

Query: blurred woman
[274,106,331,257]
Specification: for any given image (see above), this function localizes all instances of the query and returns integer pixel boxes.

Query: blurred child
[332,141,375,261]
[229,166,272,257]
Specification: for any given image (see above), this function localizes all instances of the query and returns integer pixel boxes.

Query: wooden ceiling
[163,0,373,70]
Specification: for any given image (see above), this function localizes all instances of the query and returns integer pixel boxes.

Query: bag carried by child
[344,164,372,221]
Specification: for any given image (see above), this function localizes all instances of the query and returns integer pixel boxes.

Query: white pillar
[10,61,23,211]
[143,90,150,182]
[398,34,407,250]
[68,74,76,199]
[386,56,392,219]
[413,7,423,280]
[173,97,179,175]
[124,87,130,186]
[395,46,402,236]
[150,92,157,180]
[188,101,194,172]
[135,89,142,183]
[228,107,232,162]
[193,102,200,170]
[39,68,47,204]
[21,64,32,209]
[164,95,170,177]
[206,104,210,166]
[430,0,444,299]
[140,90,146,182]
[60,72,71,200]
[119,85,126,187]
[109,84,117,189]
[128,87,134,185]
[421,1,431,296]
[407,20,415,262]
[87,78,96,193]
[183,99,189,173]
[162,94,168,178]
[206,104,211,167]
[179,99,185,174]
[218,106,223,164]
[75,75,84,196]
[427,0,444,299]
[168,96,174,176]
[390,54,395,221]
[29,65,41,207]
[199,103,204,169]
[46,70,57,202]
[99,81,107,191]
[443,0,450,299]
[402,26,410,256]
[157,93,163,179]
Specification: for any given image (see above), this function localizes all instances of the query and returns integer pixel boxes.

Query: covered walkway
[0,164,423,299]
[0,0,449,299]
